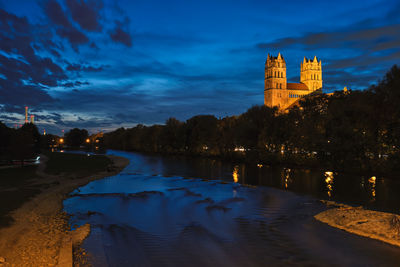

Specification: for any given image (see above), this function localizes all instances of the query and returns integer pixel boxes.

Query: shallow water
[64,150,400,266]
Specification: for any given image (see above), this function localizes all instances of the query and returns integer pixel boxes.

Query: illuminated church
[264,53,322,109]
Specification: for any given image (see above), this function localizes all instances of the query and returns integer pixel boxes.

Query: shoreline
[0,154,129,266]
[315,201,400,248]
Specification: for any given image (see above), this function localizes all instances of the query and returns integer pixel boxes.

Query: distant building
[264,53,322,110]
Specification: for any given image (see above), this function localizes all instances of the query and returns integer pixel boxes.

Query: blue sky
[0,0,399,134]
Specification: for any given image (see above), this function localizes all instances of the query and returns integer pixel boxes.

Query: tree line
[104,65,400,174]
[0,124,92,165]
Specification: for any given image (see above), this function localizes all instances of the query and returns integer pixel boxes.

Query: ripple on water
[64,151,400,266]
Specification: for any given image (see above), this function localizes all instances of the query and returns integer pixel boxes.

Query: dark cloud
[56,26,89,46]
[66,63,106,72]
[256,3,400,58]
[61,80,90,87]
[326,50,400,70]
[42,0,90,49]
[43,0,71,28]
[323,70,381,90]
[0,79,54,106]
[110,19,132,47]
[89,42,99,49]
[256,23,400,53]
[113,113,139,123]
[0,52,65,87]
[0,11,32,59]
[0,2,133,127]
[0,9,30,33]
[0,114,19,122]
[101,60,261,85]
[33,38,64,57]
[65,0,103,32]
[27,112,62,124]
[49,48,61,58]
[0,104,26,114]
[0,9,68,106]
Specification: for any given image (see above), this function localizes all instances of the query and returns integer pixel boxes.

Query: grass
[0,151,112,227]
[44,152,112,178]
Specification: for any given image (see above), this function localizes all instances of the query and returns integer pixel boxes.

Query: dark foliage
[0,122,40,164]
[65,128,89,148]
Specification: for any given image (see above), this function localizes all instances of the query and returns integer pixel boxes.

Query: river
[64,150,400,266]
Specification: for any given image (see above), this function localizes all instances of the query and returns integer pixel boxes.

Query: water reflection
[232,166,239,183]
[281,168,291,189]
[324,171,334,198]
[369,176,376,200]
[105,150,400,214]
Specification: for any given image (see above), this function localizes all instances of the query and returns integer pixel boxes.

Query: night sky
[0,0,399,134]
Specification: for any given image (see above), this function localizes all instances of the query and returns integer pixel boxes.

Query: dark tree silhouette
[65,128,89,148]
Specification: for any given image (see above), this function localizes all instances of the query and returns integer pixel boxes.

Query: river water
[64,150,400,266]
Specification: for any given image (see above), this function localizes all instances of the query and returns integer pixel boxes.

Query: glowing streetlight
[86,138,90,143]
[59,138,64,144]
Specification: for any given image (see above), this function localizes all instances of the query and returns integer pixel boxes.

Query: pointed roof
[266,53,285,62]
[287,83,309,90]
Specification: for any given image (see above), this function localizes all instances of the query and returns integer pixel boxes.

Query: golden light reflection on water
[324,171,334,198]
[232,166,239,183]
[369,176,376,199]
[281,168,291,189]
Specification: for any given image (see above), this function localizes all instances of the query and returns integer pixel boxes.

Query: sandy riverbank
[0,154,129,267]
[315,201,400,247]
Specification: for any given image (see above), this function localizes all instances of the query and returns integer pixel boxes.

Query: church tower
[300,56,322,92]
[264,53,288,108]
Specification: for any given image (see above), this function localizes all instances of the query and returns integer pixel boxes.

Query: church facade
[264,53,322,109]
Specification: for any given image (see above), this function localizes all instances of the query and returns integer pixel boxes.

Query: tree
[236,105,277,150]
[65,128,88,148]
[9,123,41,165]
[0,122,13,162]
[185,115,219,154]
[160,118,186,153]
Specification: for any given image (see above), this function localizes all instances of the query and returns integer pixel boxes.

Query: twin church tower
[264,53,322,109]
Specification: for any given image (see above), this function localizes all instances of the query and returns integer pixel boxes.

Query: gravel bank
[0,155,129,266]
[315,201,400,247]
